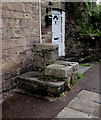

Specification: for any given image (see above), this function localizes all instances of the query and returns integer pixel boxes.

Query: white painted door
[52,10,65,56]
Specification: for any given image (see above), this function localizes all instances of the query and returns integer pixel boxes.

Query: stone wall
[2,2,40,91]
[65,3,101,59]
[41,1,52,43]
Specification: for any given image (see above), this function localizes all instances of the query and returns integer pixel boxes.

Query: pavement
[55,90,100,118]
[2,62,100,119]
[77,62,95,74]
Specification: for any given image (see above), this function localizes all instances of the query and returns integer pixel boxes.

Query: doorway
[52,10,65,56]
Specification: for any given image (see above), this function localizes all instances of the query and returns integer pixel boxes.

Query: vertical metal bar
[0,2,2,119]
[39,0,42,43]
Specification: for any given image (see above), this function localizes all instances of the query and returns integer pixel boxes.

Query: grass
[59,92,65,97]
[96,61,99,64]
[80,63,91,66]
[77,73,84,79]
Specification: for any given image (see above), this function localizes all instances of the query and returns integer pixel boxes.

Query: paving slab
[77,63,94,74]
[55,107,97,118]
[67,90,100,117]
[55,90,100,118]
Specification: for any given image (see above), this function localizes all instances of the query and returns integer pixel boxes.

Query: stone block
[2,10,11,18]
[30,28,40,37]
[11,11,23,19]
[27,20,40,29]
[18,71,66,97]
[17,3,26,12]
[2,29,11,40]
[33,43,59,71]
[25,3,32,13]
[55,61,79,71]
[44,50,58,62]
[2,76,19,92]
[33,60,45,71]
[67,62,79,71]
[45,64,73,78]
[2,79,11,91]
[19,19,28,29]
[2,3,12,10]
[33,53,44,70]
[33,43,58,51]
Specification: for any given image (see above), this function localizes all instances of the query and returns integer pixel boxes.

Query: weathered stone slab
[55,60,79,71]
[45,64,73,78]
[18,71,66,97]
[33,43,58,51]
[55,107,97,118]
[67,90,100,117]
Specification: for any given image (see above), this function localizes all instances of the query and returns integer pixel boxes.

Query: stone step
[45,61,79,89]
[54,60,79,71]
[17,61,79,97]
[45,64,73,78]
[17,71,66,97]
[45,61,79,78]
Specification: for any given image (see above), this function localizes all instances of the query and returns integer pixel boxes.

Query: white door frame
[61,11,65,56]
[52,10,65,56]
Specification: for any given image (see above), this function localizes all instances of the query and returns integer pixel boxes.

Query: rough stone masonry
[17,43,79,97]
[2,2,40,91]
[33,43,59,71]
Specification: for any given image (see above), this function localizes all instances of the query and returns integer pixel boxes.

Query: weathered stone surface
[2,77,19,92]
[67,90,100,117]
[33,43,58,51]
[18,71,66,97]
[55,107,96,118]
[33,43,59,71]
[64,76,71,89]
[2,2,40,90]
[55,61,79,71]
[45,64,73,78]
[55,90,99,118]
